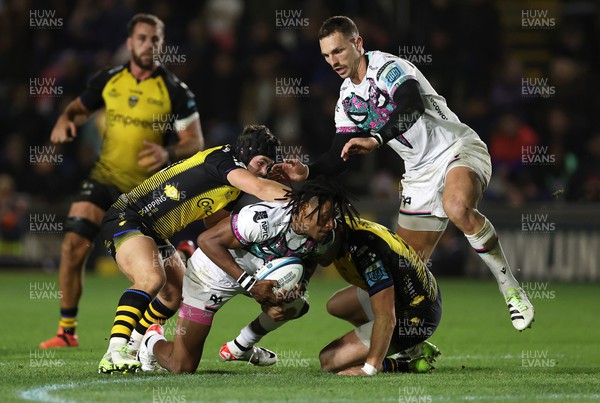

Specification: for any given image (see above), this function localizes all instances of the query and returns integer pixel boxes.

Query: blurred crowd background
[0,0,599,272]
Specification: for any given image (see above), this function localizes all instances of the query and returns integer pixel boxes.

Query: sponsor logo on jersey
[128,95,139,108]
[410,295,425,307]
[364,260,388,287]
[253,211,268,223]
[164,184,180,201]
[108,88,120,98]
[197,197,215,216]
[376,60,396,81]
[139,194,167,215]
[384,67,401,84]
[106,109,154,128]
[147,97,163,107]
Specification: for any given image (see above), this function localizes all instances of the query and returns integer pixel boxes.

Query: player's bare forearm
[366,286,396,370]
[366,313,396,370]
[227,169,290,202]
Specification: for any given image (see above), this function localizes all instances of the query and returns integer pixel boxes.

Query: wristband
[237,272,257,292]
[371,133,383,147]
[361,362,378,376]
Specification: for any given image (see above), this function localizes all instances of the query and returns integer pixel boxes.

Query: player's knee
[169,360,197,374]
[318,347,335,372]
[326,295,345,319]
[443,197,471,225]
[137,271,167,296]
[61,232,92,262]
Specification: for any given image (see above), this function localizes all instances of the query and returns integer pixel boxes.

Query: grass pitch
[0,272,599,402]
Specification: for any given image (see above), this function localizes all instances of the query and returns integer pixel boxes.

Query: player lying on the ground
[98,125,291,374]
[318,216,442,376]
[138,178,358,373]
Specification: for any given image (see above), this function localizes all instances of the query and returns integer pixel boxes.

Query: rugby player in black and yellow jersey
[318,217,442,376]
[97,125,290,374]
[40,13,204,349]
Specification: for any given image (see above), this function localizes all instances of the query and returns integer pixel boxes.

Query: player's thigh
[327,286,372,326]
[115,235,164,283]
[443,166,484,210]
[319,327,369,372]
[169,316,211,373]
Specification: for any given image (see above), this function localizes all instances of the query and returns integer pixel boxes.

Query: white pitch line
[19,377,165,403]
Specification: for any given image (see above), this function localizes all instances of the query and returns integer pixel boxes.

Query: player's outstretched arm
[50,97,91,143]
[227,168,290,202]
[197,215,279,305]
[338,286,395,376]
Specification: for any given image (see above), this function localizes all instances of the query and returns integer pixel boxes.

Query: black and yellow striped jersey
[80,63,198,193]
[110,145,243,239]
[333,218,438,316]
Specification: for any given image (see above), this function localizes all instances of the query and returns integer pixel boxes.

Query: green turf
[0,272,599,402]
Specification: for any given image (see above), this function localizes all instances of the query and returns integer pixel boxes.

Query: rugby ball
[255,257,304,292]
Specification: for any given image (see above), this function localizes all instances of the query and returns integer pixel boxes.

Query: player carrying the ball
[137,177,358,373]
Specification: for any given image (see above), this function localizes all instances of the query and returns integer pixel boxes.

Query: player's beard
[131,49,155,70]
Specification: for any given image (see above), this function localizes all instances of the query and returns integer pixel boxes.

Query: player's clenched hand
[340,137,379,161]
[269,160,309,182]
[138,140,168,172]
[249,279,279,305]
[50,118,77,143]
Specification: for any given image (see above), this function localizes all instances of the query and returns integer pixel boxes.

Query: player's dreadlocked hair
[285,176,359,226]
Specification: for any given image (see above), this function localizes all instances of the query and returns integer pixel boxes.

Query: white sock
[108,337,127,354]
[465,217,520,294]
[233,312,287,352]
[147,333,166,355]
[127,330,144,351]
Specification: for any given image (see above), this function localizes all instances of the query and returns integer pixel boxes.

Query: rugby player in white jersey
[137,178,357,373]
[273,16,533,331]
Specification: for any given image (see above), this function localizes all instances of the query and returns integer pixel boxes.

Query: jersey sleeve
[203,146,245,183]
[351,231,395,296]
[164,72,199,131]
[334,95,361,134]
[230,203,278,245]
[79,68,115,111]
[375,57,418,100]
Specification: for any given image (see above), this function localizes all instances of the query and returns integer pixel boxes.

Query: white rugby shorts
[397,139,491,232]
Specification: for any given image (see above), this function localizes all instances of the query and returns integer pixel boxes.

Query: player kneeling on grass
[98,125,290,374]
[138,178,357,373]
[318,217,442,376]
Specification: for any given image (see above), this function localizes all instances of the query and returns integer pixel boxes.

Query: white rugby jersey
[229,201,320,275]
[335,50,480,176]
